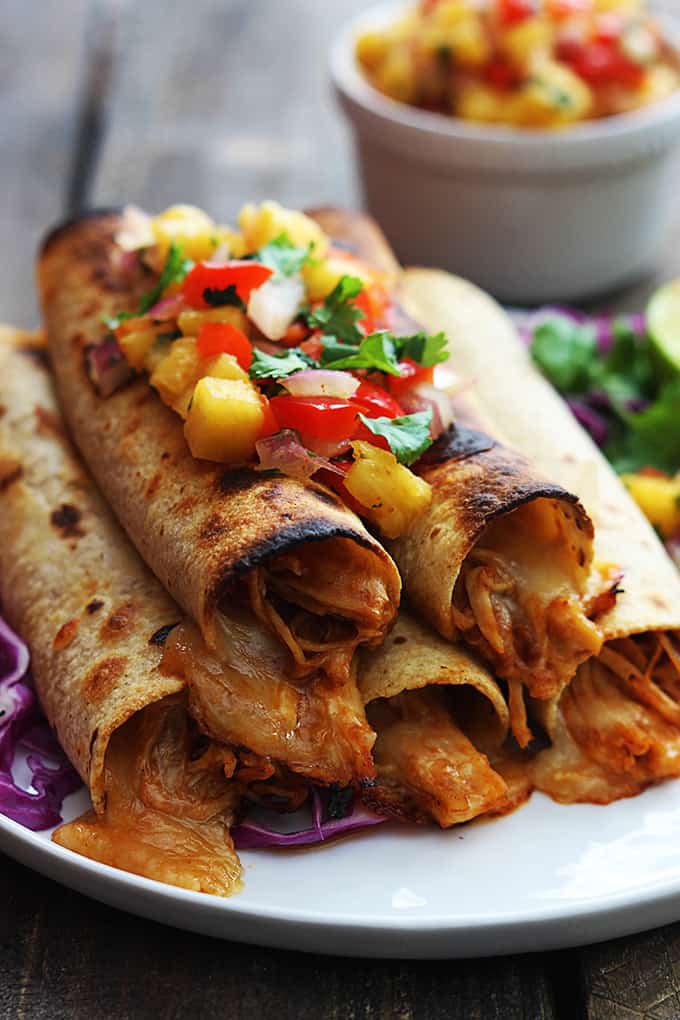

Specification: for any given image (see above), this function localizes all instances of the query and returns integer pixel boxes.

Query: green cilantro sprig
[358,410,433,466]
[253,233,312,278]
[249,347,318,381]
[304,276,365,343]
[105,242,193,329]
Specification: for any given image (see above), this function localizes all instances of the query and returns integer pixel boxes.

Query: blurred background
[0,0,368,325]
[1,0,678,323]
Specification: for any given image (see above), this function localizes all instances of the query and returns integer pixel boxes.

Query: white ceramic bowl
[331,2,680,304]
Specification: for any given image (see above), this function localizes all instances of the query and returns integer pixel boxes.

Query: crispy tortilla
[400,268,680,802]
[312,211,601,744]
[0,327,241,893]
[358,613,523,826]
[37,209,402,786]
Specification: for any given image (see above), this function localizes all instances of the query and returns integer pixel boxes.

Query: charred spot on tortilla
[100,603,136,640]
[420,425,496,467]
[86,599,105,615]
[145,471,162,499]
[54,618,80,650]
[149,622,181,646]
[0,457,23,492]
[82,655,128,704]
[39,207,124,257]
[217,467,260,496]
[50,502,85,539]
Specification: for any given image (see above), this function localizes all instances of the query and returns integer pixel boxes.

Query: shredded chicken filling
[451,500,601,707]
[365,687,508,827]
[534,631,680,804]
[53,697,243,896]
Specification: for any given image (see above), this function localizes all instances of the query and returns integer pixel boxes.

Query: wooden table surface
[2,2,680,1017]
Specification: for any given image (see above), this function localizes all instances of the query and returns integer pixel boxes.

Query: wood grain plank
[0,0,89,326]
[90,0,367,216]
[582,925,680,1020]
[0,855,561,1020]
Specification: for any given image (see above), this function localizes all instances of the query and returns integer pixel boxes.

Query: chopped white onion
[114,205,154,251]
[247,275,305,340]
[281,369,359,400]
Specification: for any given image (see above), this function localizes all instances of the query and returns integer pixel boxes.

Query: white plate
[3,777,680,958]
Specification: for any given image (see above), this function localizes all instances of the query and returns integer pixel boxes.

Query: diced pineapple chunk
[511,61,592,126]
[144,336,175,375]
[238,201,329,258]
[373,44,419,103]
[500,17,553,71]
[151,204,218,262]
[149,338,202,405]
[345,442,432,539]
[457,83,509,122]
[302,257,373,301]
[622,472,680,539]
[202,353,250,383]
[356,31,390,71]
[177,306,250,337]
[169,354,248,421]
[184,377,264,464]
[445,16,492,69]
[117,326,161,370]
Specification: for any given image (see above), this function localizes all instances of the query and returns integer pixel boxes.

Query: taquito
[0,327,241,894]
[358,613,531,826]
[38,211,402,787]
[312,210,602,744]
[400,269,680,803]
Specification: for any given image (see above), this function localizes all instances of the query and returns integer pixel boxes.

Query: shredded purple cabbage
[232,786,386,849]
[0,617,81,830]
[516,306,646,353]
[565,397,610,447]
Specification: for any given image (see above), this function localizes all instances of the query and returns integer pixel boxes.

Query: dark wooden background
[2,1,680,1017]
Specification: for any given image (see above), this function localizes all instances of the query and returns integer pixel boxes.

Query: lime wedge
[647,279,680,379]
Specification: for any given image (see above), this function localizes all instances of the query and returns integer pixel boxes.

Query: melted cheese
[53,698,242,896]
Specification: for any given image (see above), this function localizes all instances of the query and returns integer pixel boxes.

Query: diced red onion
[400,383,454,440]
[148,293,185,320]
[114,205,154,251]
[281,370,359,400]
[248,276,305,340]
[255,430,344,482]
[85,336,134,397]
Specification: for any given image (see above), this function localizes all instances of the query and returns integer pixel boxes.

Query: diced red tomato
[196,322,253,370]
[281,321,310,348]
[354,284,391,335]
[299,332,323,361]
[258,395,279,439]
[387,358,435,397]
[351,380,404,419]
[485,60,516,90]
[352,421,390,451]
[269,395,358,442]
[569,41,645,86]
[497,0,537,26]
[181,261,273,309]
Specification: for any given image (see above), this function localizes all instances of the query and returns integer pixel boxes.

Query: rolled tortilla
[357,613,531,826]
[400,269,680,803]
[37,210,402,786]
[0,327,241,894]
[311,211,602,744]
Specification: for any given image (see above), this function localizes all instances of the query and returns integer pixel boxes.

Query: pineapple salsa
[356,0,679,129]
[102,201,457,539]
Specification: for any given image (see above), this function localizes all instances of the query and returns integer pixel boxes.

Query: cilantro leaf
[591,320,656,410]
[530,317,598,393]
[321,331,402,376]
[254,233,311,277]
[394,331,449,368]
[249,347,316,381]
[357,410,433,466]
[203,284,244,309]
[138,242,193,315]
[305,275,365,343]
[606,379,680,474]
